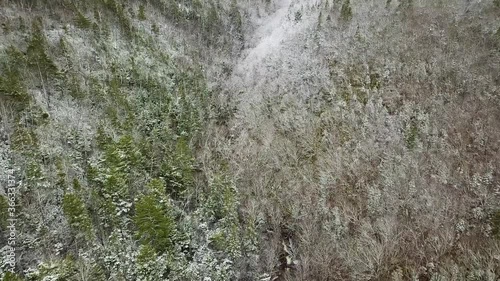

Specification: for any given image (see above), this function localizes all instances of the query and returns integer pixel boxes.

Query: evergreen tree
[134,194,175,253]
[138,4,146,21]
[340,0,352,22]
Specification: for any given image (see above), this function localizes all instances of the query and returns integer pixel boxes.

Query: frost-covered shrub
[138,5,146,21]
[0,195,8,230]
[135,244,170,280]
[340,0,353,22]
[491,210,500,239]
[0,46,29,106]
[75,11,93,30]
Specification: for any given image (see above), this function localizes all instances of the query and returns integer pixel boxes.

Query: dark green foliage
[62,193,93,236]
[136,244,162,278]
[160,163,187,197]
[0,64,26,101]
[72,178,82,191]
[169,98,196,136]
[159,136,196,197]
[55,157,67,189]
[11,126,38,151]
[340,85,351,106]
[102,0,135,38]
[27,18,47,57]
[88,133,144,224]
[26,18,59,79]
[0,195,8,230]
[202,173,243,258]
[105,105,120,127]
[67,73,85,99]
[147,178,165,195]
[492,210,500,238]
[99,134,142,201]
[5,45,25,64]
[75,11,93,29]
[230,0,243,39]
[405,117,419,149]
[317,11,323,29]
[144,0,231,46]
[96,125,112,149]
[134,194,175,253]
[204,174,238,221]
[167,0,183,24]
[186,0,202,21]
[138,4,146,21]
[369,73,381,89]
[0,0,236,277]
[87,133,144,229]
[152,23,160,34]
[2,272,24,281]
[340,0,353,22]
[136,243,156,263]
[128,6,135,18]
[113,135,143,170]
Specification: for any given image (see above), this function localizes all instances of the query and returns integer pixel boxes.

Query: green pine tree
[138,4,146,21]
[134,194,175,253]
[62,193,93,237]
[340,0,352,22]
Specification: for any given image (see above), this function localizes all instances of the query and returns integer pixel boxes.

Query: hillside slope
[1,0,500,280]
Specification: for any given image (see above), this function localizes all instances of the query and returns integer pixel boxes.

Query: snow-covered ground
[230,0,323,115]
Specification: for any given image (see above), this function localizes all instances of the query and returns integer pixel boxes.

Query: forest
[0,0,500,280]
